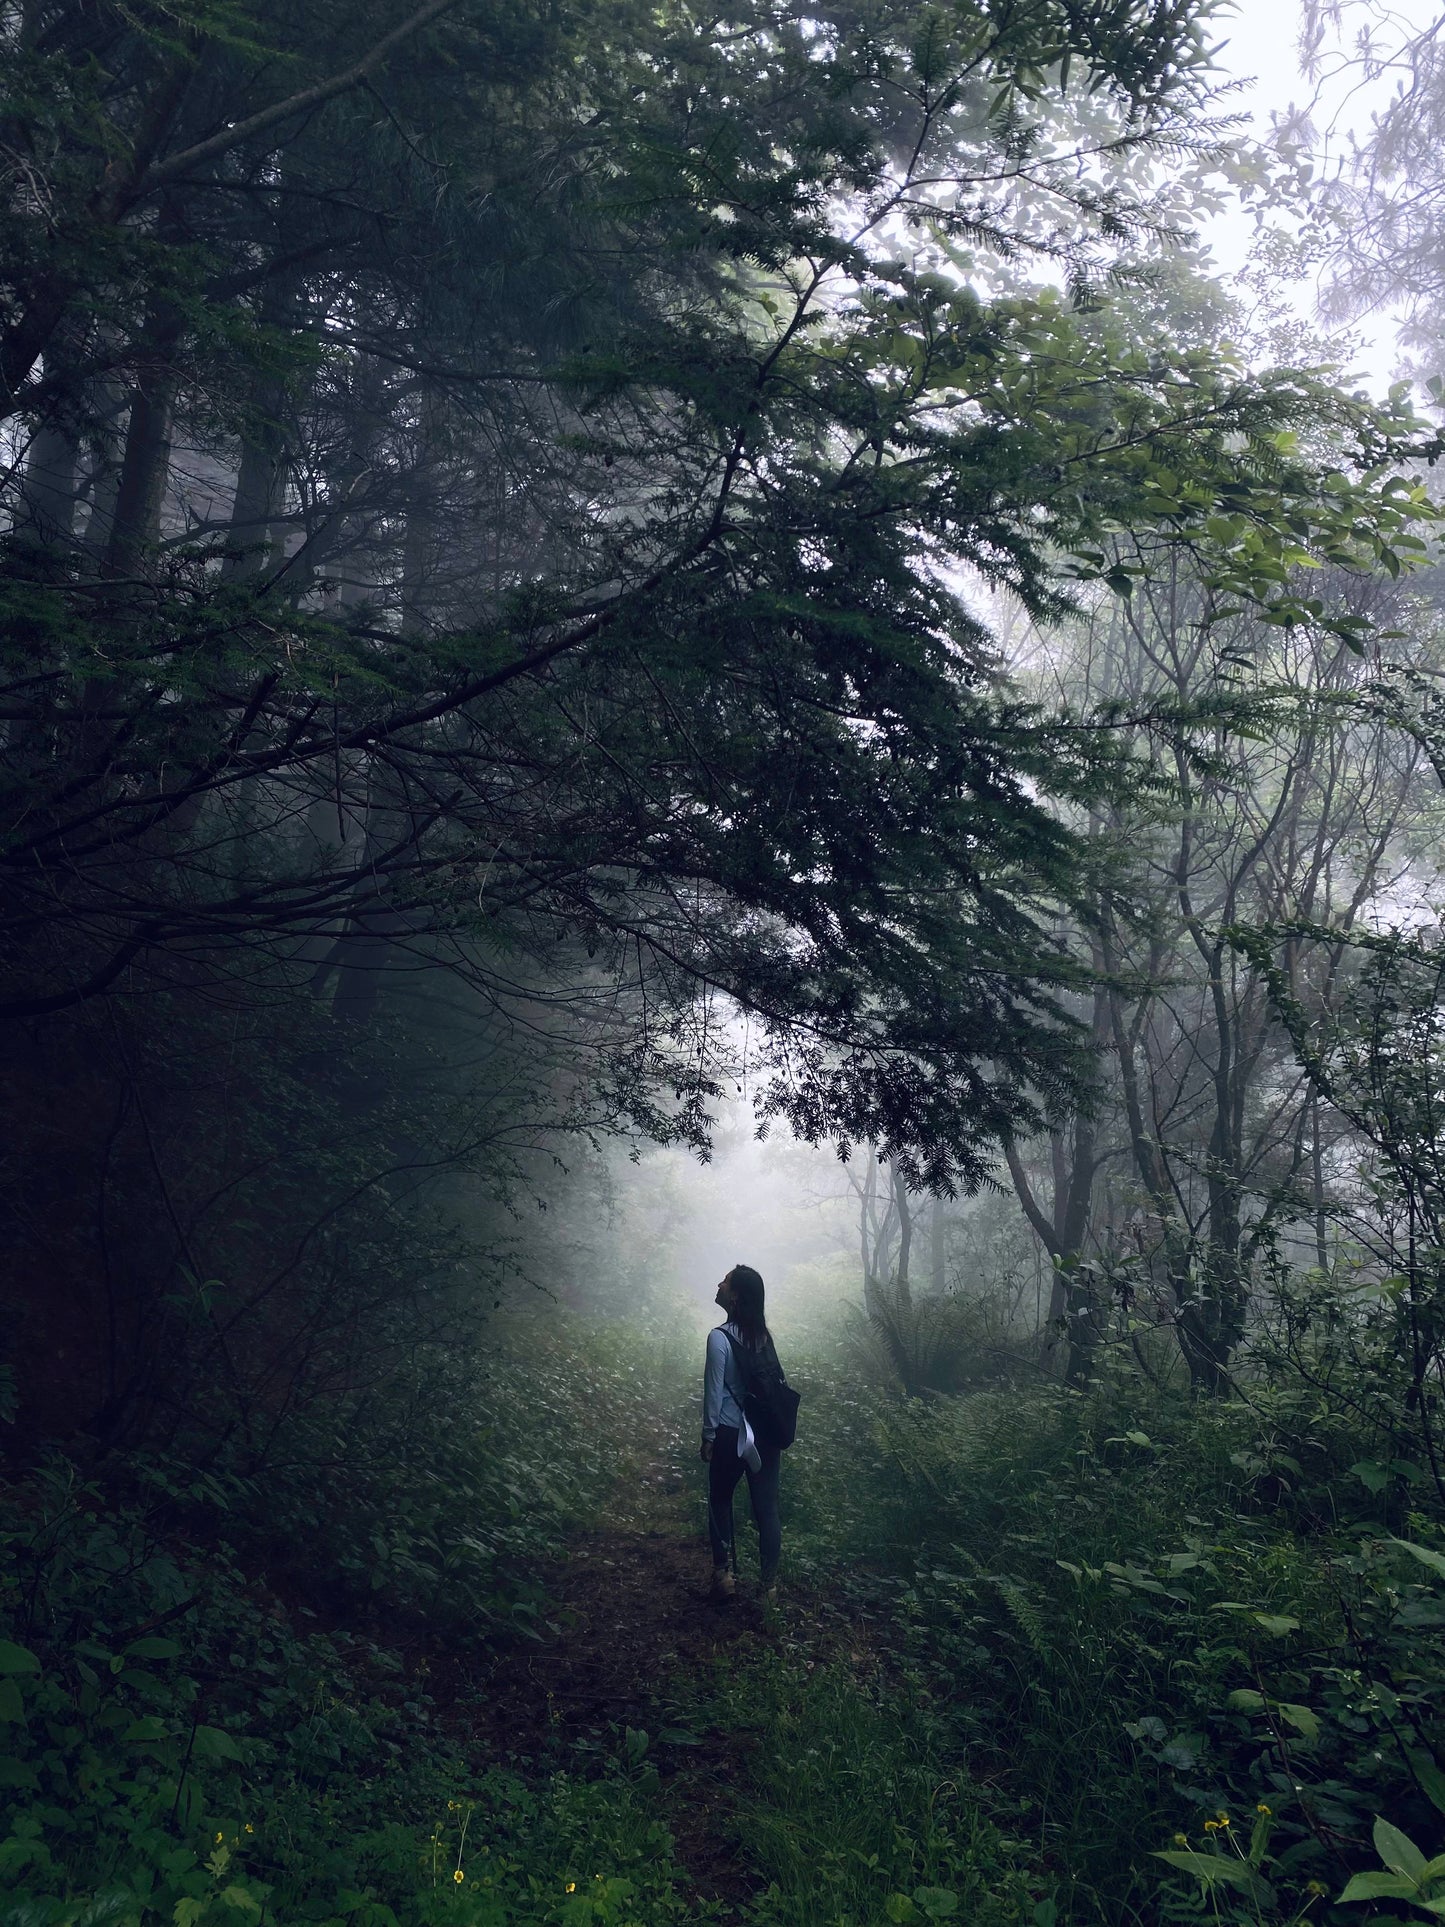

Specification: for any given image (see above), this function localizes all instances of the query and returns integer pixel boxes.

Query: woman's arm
[701,1327,727,1444]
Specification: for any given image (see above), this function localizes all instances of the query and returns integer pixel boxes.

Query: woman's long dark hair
[727,1264,769,1348]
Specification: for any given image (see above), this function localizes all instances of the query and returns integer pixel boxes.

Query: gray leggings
[708,1426,781,1582]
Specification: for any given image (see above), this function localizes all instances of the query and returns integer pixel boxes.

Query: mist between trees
[9,1,1445,1924]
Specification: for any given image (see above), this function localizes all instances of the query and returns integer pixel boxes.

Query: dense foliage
[7,1295,1445,1927]
[0,1319,694,1927]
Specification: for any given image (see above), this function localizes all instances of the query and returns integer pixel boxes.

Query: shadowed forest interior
[10,1,1445,1923]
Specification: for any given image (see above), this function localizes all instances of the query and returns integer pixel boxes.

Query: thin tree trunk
[18,415,80,545]
[892,1164,912,1311]
[858,1147,883,1319]
[223,277,300,580]
[1102,902,1215,1391]
[1311,1094,1329,1272]
[106,354,178,575]
[223,418,287,579]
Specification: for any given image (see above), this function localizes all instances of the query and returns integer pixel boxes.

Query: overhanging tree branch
[134,0,464,201]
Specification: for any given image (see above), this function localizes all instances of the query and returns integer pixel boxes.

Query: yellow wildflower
[215,1833,224,1845]
[453,1870,465,1885]
[1256,1803,1271,1816]
[1204,1821,1221,1834]
[565,1881,576,1894]
[1173,1834,1189,1847]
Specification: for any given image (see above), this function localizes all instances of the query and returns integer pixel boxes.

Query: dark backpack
[724,1329,800,1451]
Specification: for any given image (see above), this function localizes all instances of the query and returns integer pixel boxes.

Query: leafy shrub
[235,1312,687,1637]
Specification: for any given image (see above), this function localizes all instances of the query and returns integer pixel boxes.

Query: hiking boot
[710,1567,736,1601]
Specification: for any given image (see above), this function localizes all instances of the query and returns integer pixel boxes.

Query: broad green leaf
[0,1641,39,1676]
[124,1716,171,1744]
[1375,1818,1428,1882]
[125,1636,182,1660]
[1281,1704,1320,1743]
[1411,1754,1445,1820]
[1338,1871,1420,1903]
[0,1678,25,1723]
[219,1887,263,1917]
[192,1725,244,1762]
[912,1889,959,1919]
[1153,1851,1271,1898]
[1391,1539,1445,1584]
[1227,1689,1266,1712]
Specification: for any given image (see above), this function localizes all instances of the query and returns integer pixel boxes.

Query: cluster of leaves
[6,0,1444,1200]
[0,1315,703,1926]
[777,1332,1445,1925]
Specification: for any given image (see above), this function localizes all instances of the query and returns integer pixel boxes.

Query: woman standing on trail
[700,1263,783,1602]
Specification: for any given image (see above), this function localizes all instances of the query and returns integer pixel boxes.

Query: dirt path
[435,1390,896,1912]
[444,1415,790,1911]
[470,1523,776,1907]
[476,1529,773,1740]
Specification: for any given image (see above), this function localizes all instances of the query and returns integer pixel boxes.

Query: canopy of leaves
[0,0,1438,1188]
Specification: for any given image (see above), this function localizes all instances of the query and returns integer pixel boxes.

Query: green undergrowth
[10,1305,1445,1927]
[239,1311,691,1638]
[778,1350,1445,1925]
[667,1645,1054,1927]
[0,1313,703,1927]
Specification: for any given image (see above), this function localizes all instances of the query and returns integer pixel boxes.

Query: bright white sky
[1200,0,1441,390]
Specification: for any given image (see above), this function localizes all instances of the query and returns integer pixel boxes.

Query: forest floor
[442,1404,883,1916]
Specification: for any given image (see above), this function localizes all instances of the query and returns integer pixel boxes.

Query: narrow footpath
[444,1400,881,1914]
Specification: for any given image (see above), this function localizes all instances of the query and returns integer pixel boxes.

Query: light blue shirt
[701,1322,747,1439]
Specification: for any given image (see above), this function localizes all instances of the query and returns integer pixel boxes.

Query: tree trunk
[223,277,301,580]
[18,415,81,546]
[1002,987,1108,1384]
[106,360,178,575]
[857,1146,886,1318]
[1103,904,1217,1391]
[223,417,288,579]
[930,1195,946,1295]
[892,1163,912,1311]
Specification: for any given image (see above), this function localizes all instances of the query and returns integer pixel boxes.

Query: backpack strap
[721,1326,751,1393]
